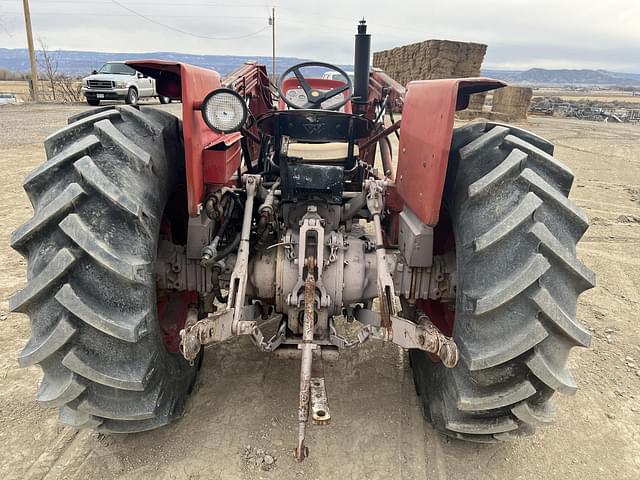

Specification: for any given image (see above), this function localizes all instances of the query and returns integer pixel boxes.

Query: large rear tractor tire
[410,122,595,442]
[10,105,199,433]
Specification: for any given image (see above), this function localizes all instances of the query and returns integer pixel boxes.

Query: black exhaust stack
[353,19,371,114]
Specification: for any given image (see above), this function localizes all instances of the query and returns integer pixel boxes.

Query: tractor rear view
[10,20,594,460]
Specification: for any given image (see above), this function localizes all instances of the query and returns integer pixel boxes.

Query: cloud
[1,0,638,72]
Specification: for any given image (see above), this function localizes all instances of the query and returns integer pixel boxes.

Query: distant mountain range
[0,48,351,77]
[481,68,640,87]
[2,48,639,87]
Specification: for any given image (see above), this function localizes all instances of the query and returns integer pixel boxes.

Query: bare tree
[37,37,58,100]
[56,74,83,102]
[35,38,83,103]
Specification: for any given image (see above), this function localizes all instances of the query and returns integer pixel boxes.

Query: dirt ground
[0,102,638,480]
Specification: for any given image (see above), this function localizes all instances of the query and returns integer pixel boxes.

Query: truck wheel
[410,122,595,442]
[125,87,138,105]
[10,105,200,433]
[159,96,171,105]
[86,98,100,106]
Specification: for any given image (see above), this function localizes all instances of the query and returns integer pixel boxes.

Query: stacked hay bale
[373,40,487,85]
[373,40,488,115]
[491,86,533,121]
[374,40,533,121]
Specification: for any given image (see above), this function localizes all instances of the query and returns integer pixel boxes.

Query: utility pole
[22,0,39,102]
[269,7,276,82]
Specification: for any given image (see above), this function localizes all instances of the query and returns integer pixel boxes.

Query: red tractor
[10,21,594,460]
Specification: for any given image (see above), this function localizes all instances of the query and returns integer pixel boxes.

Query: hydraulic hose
[201,192,242,266]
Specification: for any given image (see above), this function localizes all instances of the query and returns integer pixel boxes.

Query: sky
[0,0,639,73]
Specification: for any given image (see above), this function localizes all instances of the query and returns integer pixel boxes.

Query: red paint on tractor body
[157,290,198,352]
[127,60,242,216]
[395,78,505,226]
[202,135,243,184]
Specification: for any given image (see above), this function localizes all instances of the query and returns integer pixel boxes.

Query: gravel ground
[0,102,638,480]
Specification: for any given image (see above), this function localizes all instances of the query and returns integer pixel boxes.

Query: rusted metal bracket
[328,308,459,369]
[250,316,287,352]
[310,377,331,425]
[179,307,232,363]
[328,317,370,348]
[179,306,286,362]
[286,206,331,310]
[179,305,259,363]
[389,314,459,368]
[310,341,330,425]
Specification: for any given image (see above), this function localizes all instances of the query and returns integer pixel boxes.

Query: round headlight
[201,88,248,133]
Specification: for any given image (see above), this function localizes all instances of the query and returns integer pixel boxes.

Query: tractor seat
[284,142,359,162]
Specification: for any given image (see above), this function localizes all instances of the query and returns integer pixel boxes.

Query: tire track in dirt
[21,429,91,480]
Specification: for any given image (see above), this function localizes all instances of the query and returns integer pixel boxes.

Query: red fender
[127,60,241,216]
[395,78,506,226]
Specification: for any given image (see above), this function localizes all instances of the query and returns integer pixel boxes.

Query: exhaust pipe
[352,19,371,114]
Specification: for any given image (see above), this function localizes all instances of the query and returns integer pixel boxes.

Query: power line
[278,8,432,37]
[2,11,267,18]
[2,0,435,47]
[2,0,433,38]
[104,0,270,40]
[1,0,271,5]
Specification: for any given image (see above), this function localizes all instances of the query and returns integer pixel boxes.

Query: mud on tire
[410,122,595,442]
[10,105,199,433]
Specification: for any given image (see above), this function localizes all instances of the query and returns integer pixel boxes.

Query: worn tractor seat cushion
[286,142,359,162]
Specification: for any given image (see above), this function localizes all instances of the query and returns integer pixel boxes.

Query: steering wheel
[278,61,353,111]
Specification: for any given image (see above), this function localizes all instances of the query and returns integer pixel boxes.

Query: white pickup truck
[81,61,170,106]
